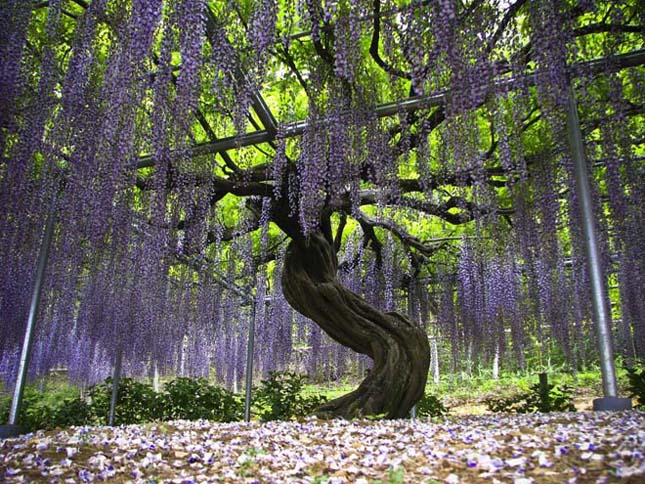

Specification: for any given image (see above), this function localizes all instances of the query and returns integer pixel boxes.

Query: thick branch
[357,218,384,264]
[333,213,347,253]
[369,0,411,80]
[355,210,442,257]
[574,23,645,36]
[488,0,529,53]
[274,43,311,96]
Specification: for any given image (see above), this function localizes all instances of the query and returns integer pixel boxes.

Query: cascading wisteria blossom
[592,70,645,362]
[297,116,328,236]
[176,0,206,129]
[529,0,570,119]
[248,0,277,63]
[382,233,396,312]
[0,1,63,331]
[331,1,362,82]
[0,0,642,416]
[0,1,33,151]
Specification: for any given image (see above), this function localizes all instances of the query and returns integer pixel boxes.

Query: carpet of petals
[1,411,644,483]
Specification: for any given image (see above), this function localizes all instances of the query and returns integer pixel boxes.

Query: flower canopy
[0,0,643,388]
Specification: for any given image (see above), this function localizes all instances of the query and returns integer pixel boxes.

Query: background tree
[1,0,643,418]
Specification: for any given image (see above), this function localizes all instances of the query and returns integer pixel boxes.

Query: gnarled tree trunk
[282,232,430,419]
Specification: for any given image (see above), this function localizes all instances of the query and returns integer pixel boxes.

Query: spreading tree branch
[273,43,311,96]
[357,217,384,265]
[574,22,645,36]
[334,212,347,253]
[369,0,411,80]
[354,210,443,257]
[488,0,529,53]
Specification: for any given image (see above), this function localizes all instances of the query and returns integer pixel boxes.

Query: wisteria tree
[1,0,643,419]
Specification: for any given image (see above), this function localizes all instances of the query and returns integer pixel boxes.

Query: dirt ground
[2,411,643,483]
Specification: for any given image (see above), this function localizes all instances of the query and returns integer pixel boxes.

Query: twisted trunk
[282,232,430,419]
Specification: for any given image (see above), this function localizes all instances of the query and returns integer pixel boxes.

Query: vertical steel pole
[153,361,160,393]
[244,302,256,422]
[108,348,123,426]
[407,283,418,419]
[8,201,57,426]
[431,338,440,385]
[565,84,630,410]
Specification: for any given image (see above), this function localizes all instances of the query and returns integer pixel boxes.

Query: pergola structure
[1,0,643,435]
[138,48,645,168]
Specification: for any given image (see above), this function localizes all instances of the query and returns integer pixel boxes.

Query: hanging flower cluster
[1,0,643,392]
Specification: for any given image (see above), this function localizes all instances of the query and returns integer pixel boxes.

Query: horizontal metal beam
[136,49,645,169]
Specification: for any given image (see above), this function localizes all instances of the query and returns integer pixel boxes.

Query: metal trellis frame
[244,302,256,422]
[136,49,645,169]
[0,200,57,438]
[3,42,642,438]
[108,348,123,426]
[565,83,631,411]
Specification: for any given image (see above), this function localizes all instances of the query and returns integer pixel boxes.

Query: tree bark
[281,232,430,419]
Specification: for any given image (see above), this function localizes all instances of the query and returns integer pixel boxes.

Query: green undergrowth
[308,365,639,415]
[1,365,641,433]
[253,371,327,421]
[625,367,645,409]
[0,372,329,432]
[0,377,245,432]
[417,365,636,409]
[0,382,90,432]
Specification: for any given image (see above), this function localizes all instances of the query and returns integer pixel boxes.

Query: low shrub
[415,393,448,418]
[625,367,645,409]
[161,377,243,422]
[0,387,93,432]
[88,377,162,425]
[253,371,327,421]
[485,377,576,413]
[0,393,9,423]
[1,377,246,431]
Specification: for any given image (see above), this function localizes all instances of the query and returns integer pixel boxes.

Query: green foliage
[433,370,532,399]
[624,367,645,409]
[386,468,406,484]
[160,377,243,422]
[485,377,576,414]
[572,369,604,391]
[310,474,330,484]
[2,375,327,431]
[88,377,246,425]
[252,371,327,421]
[371,468,406,484]
[45,394,95,428]
[0,386,93,433]
[415,393,448,418]
[364,412,388,421]
[88,377,162,425]
[0,394,8,423]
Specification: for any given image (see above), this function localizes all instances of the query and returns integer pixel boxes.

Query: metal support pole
[538,372,549,409]
[108,348,123,426]
[244,303,256,422]
[0,201,57,438]
[431,338,440,385]
[565,84,631,411]
[407,283,418,419]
